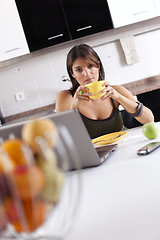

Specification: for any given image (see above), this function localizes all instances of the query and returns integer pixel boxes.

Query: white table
[66,122,160,240]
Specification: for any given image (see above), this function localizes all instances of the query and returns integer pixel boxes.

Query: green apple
[142,122,159,139]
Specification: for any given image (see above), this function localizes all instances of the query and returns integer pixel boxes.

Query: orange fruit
[21,118,57,152]
[3,197,47,233]
[9,165,45,200]
[2,197,19,223]
[1,138,33,166]
[0,149,15,174]
[13,199,47,232]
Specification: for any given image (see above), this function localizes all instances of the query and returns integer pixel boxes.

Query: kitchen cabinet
[107,0,157,28]
[15,0,113,52]
[154,0,160,16]
[61,0,113,40]
[0,0,29,62]
[15,0,71,52]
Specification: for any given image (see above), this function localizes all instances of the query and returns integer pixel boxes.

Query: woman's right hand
[72,86,93,108]
[56,86,94,112]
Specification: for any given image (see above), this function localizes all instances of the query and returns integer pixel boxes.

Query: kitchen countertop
[122,74,160,95]
[2,103,55,126]
[2,74,160,126]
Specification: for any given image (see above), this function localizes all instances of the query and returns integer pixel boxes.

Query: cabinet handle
[48,34,63,40]
[76,26,92,32]
[4,47,20,53]
[132,11,148,16]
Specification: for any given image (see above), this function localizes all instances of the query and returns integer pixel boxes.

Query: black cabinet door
[61,0,113,39]
[15,0,70,52]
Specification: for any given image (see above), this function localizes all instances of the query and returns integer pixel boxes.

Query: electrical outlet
[13,67,20,72]
[15,92,25,102]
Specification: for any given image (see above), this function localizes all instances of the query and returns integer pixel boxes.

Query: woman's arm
[101,84,154,124]
[56,86,93,113]
[56,90,73,112]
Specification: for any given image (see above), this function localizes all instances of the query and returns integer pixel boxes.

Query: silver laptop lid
[49,109,102,169]
[0,109,117,170]
[48,109,118,170]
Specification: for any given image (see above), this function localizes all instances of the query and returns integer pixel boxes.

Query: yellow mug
[85,80,105,99]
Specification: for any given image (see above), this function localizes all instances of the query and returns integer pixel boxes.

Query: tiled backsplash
[0,17,160,117]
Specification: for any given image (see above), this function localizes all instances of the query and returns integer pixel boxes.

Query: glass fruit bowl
[0,119,81,240]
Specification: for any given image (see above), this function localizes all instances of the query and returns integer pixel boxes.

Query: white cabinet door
[154,0,160,15]
[0,0,29,62]
[108,0,157,28]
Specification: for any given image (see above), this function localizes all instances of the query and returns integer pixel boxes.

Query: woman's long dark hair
[67,44,105,96]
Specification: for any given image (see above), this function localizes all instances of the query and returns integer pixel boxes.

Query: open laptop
[0,109,117,170]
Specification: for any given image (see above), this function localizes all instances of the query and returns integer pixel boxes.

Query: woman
[56,44,154,139]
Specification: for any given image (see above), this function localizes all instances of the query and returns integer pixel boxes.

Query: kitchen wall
[0,17,160,117]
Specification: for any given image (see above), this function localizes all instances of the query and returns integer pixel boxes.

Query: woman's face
[72,58,99,86]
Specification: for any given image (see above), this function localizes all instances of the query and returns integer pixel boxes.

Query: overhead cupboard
[60,0,113,40]
[107,0,159,28]
[1,0,160,62]
[15,0,113,52]
[154,0,160,15]
[0,0,29,62]
[15,0,70,52]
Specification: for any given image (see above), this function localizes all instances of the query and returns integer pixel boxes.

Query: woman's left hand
[99,82,119,100]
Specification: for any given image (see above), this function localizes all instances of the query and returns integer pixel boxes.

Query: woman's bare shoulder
[56,89,72,112]
[57,89,71,98]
